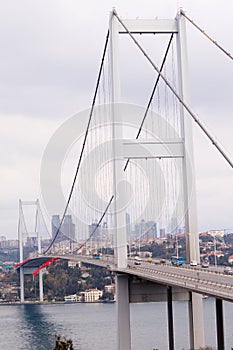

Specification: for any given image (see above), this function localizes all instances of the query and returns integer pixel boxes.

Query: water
[0,298,232,350]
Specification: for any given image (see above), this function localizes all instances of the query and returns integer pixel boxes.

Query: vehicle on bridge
[134,256,141,265]
[201,258,209,268]
[171,256,185,266]
[92,253,100,259]
[224,266,233,275]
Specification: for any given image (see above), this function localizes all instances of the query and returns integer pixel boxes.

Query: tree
[54,335,74,350]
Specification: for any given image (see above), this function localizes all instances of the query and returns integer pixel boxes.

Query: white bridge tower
[109,9,205,350]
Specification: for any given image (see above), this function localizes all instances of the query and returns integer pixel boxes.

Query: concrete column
[37,203,43,303]
[20,267,24,302]
[39,270,43,302]
[116,274,131,350]
[167,286,174,350]
[19,200,24,302]
[216,298,225,350]
[188,292,205,349]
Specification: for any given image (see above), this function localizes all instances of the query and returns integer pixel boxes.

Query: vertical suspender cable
[72,195,114,253]
[44,31,110,254]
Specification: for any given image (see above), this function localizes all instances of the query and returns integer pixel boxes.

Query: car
[224,267,233,275]
[201,262,209,268]
[190,260,197,266]
[134,256,141,265]
[201,259,209,268]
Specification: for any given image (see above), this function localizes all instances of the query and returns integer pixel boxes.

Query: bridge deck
[75,255,233,302]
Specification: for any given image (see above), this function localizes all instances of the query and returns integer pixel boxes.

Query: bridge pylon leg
[188,292,205,349]
[39,270,43,302]
[116,273,131,350]
[216,298,225,350]
[20,267,24,302]
[167,286,174,350]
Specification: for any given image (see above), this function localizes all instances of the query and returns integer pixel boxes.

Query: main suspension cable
[124,33,174,172]
[43,30,110,254]
[113,10,233,169]
[180,10,233,61]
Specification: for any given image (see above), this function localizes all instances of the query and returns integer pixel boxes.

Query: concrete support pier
[167,286,174,350]
[20,267,24,302]
[188,292,205,349]
[116,274,131,350]
[216,298,225,350]
[39,270,44,302]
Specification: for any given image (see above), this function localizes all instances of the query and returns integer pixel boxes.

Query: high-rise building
[88,222,100,242]
[134,220,157,239]
[25,236,37,248]
[169,217,179,234]
[160,228,166,238]
[145,221,157,239]
[51,214,76,241]
[125,213,131,238]
[51,215,60,240]
[61,215,76,241]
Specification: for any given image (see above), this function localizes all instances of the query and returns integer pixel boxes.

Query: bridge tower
[18,199,45,302]
[109,9,204,350]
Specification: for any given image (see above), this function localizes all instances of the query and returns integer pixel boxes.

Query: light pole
[176,234,179,259]
[214,235,217,267]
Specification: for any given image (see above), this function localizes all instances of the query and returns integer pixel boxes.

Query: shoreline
[0,299,116,306]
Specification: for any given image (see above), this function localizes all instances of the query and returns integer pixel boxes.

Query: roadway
[70,255,233,302]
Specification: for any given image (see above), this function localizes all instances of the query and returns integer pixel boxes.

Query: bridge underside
[117,272,225,350]
[129,275,189,302]
[16,256,61,269]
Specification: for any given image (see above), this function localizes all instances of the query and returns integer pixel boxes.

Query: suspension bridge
[16,9,232,350]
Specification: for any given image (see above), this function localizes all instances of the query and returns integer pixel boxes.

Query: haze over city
[0,0,232,239]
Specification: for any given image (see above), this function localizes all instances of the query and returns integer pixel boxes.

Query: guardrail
[66,254,233,302]
[121,263,233,302]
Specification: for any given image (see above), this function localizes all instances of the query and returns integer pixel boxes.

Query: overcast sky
[0,0,232,239]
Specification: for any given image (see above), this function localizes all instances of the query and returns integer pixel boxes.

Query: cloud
[0,0,232,239]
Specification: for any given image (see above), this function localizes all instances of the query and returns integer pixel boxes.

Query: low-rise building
[64,294,81,302]
[80,288,103,302]
[68,260,80,268]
